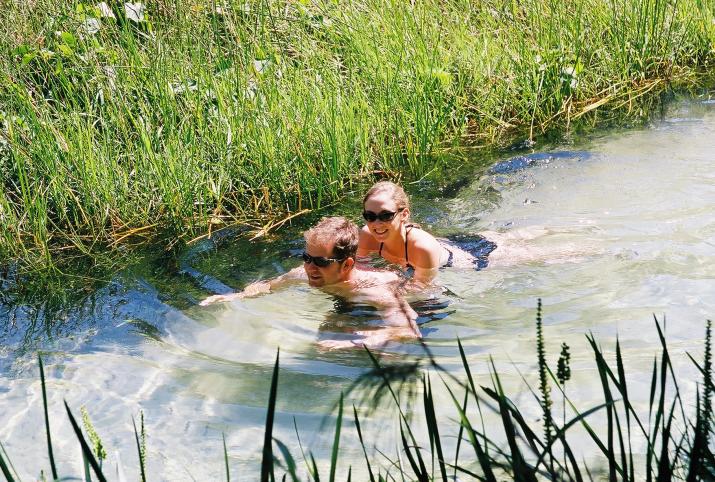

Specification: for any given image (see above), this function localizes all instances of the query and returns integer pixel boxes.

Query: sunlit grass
[1,0,714,269]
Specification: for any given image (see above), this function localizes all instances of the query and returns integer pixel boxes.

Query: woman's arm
[408,235,443,285]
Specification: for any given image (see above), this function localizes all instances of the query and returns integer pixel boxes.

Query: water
[1,97,714,479]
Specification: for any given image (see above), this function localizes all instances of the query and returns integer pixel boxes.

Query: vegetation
[1,0,715,270]
[2,303,714,480]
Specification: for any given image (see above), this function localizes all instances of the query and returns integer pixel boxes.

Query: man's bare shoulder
[355,266,401,284]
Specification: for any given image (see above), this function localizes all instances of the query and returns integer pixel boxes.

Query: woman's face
[363,191,408,242]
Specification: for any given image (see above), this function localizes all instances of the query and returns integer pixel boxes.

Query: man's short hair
[304,216,359,260]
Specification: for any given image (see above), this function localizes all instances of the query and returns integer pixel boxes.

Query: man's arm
[318,289,420,350]
[199,266,305,305]
[358,282,421,338]
[379,292,421,338]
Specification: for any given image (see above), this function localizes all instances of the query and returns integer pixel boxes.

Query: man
[200,216,421,347]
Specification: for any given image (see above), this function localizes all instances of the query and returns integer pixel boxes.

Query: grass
[0,0,714,271]
[3,302,715,480]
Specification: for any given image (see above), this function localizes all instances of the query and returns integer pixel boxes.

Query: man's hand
[199,281,272,306]
[199,292,243,306]
[318,326,421,350]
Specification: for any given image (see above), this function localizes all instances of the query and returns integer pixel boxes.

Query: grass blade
[329,392,343,482]
[535,402,610,470]
[481,385,543,454]
[422,376,447,481]
[131,416,146,482]
[585,334,624,480]
[443,381,496,482]
[656,398,677,481]
[363,347,428,479]
[273,438,299,482]
[0,441,17,482]
[399,422,426,481]
[353,406,376,482]
[616,338,635,482]
[223,432,230,482]
[309,452,320,482]
[487,358,537,482]
[262,349,280,482]
[83,452,91,482]
[39,355,58,480]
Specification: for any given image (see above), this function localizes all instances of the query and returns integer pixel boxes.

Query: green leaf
[432,69,452,88]
[21,52,37,67]
[60,31,77,48]
[57,44,74,57]
[13,45,30,56]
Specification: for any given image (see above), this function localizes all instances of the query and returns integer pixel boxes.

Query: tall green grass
[1,0,714,269]
[5,305,715,480]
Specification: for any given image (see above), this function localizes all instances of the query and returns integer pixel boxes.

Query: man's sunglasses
[362,208,404,223]
[302,252,346,268]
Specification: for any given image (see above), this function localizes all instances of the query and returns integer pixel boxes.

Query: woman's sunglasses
[362,208,404,223]
[302,252,346,268]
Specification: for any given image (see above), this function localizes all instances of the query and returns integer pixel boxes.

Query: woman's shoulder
[407,226,441,252]
[407,226,443,267]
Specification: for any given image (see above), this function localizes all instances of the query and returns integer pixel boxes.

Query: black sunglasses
[302,252,346,268]
[362,208,404,223]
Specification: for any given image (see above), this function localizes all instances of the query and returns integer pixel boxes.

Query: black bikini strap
[404,225,413,265]
[379,225,413,264]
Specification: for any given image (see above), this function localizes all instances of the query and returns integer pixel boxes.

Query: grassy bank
[1,0,714,268]
[2,306,713,480]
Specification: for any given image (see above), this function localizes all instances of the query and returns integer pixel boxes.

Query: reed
[1,0,714,270]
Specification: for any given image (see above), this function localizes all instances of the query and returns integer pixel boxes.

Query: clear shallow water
[1,98,714,479]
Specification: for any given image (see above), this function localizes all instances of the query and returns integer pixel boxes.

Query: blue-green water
[1,97,714,480]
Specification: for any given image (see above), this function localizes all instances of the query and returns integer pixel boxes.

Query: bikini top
[378,225,415,270]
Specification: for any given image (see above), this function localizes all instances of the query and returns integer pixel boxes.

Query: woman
[357,181,496,283]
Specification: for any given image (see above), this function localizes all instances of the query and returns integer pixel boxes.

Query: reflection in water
[317,295,455,348]
[1,98,715,479]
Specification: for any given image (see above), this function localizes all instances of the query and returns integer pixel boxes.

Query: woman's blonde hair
[362,181,410,211]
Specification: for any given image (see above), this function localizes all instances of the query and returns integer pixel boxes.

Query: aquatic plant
[5,308,715,480]
[81,406,107,471]
[132,411,147,482]
[535,298,554,460]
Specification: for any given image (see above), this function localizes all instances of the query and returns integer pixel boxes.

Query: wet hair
[363,181,410,211]
[304,216,359,260]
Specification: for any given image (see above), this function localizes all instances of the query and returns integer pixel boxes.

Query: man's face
[303,240,351,287]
